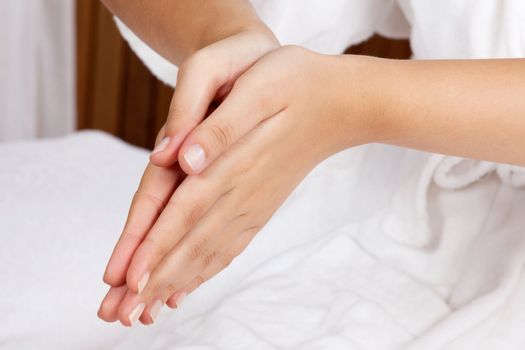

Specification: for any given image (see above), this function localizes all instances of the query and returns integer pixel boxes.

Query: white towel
[2,133,524,349]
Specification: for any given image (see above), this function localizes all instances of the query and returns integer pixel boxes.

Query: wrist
[327,54,398,151]
[199,20,276,50]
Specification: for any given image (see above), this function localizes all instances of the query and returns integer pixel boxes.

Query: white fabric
[0,132,396,349]
[1,131,524,349]
[0,0,75,142]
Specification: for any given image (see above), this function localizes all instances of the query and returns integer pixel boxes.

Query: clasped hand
[97,36,373,326]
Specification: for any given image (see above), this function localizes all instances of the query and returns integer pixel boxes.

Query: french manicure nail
[176,292,187,308]
[184,144,205,171]
[149,299,163,322]
[137,272,150,294]
[152,137,170,155]
[128,303,145,327]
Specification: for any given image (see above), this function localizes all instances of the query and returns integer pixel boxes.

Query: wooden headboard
[76,1,411,150]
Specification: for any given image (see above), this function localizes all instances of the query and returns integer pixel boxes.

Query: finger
[124,170,230,294]
[122,210,257,325]
[117,289,146,327]
[164,224,258,308]
[150,32,279,167]
[165,276,203,309]
[130,187,239,312]
[177,75,285,175]
[97,285,128,323]
[149,49,231,167]
[103,160,182,286]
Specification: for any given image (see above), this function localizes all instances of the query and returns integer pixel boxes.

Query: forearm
[101,0,266,65]
[346,57,525,166]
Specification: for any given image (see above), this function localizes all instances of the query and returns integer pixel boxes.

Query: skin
[98,0,279,325]
[98,1,525,327]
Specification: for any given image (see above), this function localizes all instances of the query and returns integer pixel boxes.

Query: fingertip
[166,297,178,309]
[125,252,151,295]
[98,286,127,322]
[117,304,135,328]
[103,266,125,287]
[150,135,181,167]
[97,306,118,323]
[138,311,154,326]
[166,291,186,309]
[125,272,139,295]
[178,142,207,175]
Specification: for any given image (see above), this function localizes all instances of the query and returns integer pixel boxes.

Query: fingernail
[152,137,170,155]
[128,303,145,327]
[176,292,187,308]
[184,144,205,172]
[149,299,163,322]
[137,272,149,294]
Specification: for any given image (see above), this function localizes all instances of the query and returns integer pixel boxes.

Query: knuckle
[185,202,206,229]
[202,250,217,267]
[134,190,166,213]
[144,234,171,261]
[205,123,233,150]
[166,198,206,230]
[188,236,209,261]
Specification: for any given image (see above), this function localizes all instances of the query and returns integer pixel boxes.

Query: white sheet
[1,131,524,349]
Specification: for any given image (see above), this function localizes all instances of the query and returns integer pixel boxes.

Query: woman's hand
[149,26,280,167]
[99,20,279,323]
[100,46,381,326]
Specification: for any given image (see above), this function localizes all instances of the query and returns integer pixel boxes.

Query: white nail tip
[152,137,170,155]
[128,303,145,327]
[137,272,149,294]
[149,300,163,322]
[184,144,205,171]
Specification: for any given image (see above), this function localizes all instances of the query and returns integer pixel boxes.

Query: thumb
[150,50,227,167]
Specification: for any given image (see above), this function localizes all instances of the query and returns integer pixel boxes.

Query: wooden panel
[76,1,172,150]
[90,4,127,134]
[122,51,155,148]
[76,0,98,129]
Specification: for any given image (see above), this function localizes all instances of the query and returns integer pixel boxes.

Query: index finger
[103,160,183,287]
